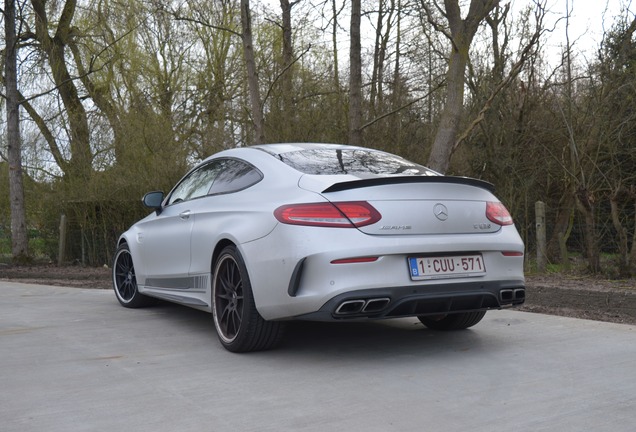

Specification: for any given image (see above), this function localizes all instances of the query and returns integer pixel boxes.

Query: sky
[524,0,632,63]
[259,0,631,70]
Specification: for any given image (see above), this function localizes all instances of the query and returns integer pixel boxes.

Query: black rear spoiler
[322,176,495,193]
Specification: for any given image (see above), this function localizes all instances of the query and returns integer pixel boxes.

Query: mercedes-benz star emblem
[433,203,448,221]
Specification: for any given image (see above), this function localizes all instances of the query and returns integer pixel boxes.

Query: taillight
[486,202,513,226]
[331,257,379,264]
[274,201,381,228]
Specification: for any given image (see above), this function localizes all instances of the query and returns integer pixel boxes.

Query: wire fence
[1,201,634,270]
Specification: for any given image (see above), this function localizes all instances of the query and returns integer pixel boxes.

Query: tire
[212,245,284,353]
[418,311,487,330]
[112,243,149,308]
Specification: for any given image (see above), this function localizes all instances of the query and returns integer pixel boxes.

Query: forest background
[1,0,635,280]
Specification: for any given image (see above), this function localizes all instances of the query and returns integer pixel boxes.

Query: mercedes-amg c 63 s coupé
[113,143,525,352]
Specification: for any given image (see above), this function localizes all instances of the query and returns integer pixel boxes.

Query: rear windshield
[278,149,437,176]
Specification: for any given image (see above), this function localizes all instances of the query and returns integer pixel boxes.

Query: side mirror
[142,191,164,213]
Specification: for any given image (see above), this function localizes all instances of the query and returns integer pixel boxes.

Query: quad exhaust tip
[363,298,391,313]
[335,300,366,315]
[335,298,391,315]
[500,288,525,304]
[500,289,514,302]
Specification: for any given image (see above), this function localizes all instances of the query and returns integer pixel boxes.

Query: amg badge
[379,225,412,231]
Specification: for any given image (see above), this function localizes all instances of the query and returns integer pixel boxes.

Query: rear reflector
[331,257,379,264]
[486,202,514,226]
[274,202,381,228]
[501,251,524,257]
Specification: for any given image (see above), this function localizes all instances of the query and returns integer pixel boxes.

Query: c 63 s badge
[474,223,492,230]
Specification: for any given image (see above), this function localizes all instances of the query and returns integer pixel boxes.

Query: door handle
[179,210,191,220]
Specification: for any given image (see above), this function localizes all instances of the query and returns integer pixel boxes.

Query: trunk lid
[299,175,501,235]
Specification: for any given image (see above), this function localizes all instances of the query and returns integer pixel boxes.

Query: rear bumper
[241,223,525,320]
[292,279,525,322]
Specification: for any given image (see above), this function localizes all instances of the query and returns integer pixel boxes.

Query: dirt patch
[0,263,111,289]
[1,264,635,325]
[521,275,636,325]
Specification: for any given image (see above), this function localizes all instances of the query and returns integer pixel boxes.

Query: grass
[526,252,636,281]
[0,232,56,265]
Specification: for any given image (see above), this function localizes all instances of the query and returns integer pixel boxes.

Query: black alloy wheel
[212,245,284,352]
[112,243,148,308]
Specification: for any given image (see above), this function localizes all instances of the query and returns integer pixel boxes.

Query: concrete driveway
[1,282,635,432]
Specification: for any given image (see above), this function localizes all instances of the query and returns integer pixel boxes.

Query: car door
[136,161,225,287]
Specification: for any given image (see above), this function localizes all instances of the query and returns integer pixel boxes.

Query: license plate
[408,254,486,280]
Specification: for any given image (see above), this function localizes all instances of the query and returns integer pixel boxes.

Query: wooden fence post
[535,201,546,272]
[58,214,67,266]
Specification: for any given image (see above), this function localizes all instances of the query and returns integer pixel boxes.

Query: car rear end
[244,145,525,321]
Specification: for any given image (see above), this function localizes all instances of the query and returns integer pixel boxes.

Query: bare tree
[594,15,636,276]
[331,0,343,89]
[349,0,362,146]
[422,0,499,173]
[28,0,93,182]
[241,0,265,143]
[280,0,295,103]
[560,0,600,273]
[370,0,396,114]
[4,0,29,262]
[453,1,545,155]
[277,0,298,141]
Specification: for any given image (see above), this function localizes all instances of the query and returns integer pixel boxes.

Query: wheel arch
[210,239,285,352]
[211,239,238,273]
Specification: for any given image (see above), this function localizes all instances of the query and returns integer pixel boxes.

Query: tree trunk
[426,0,499,173]
[348,0,362,146]
[391,0,403,150]
[631,192,636,273]
[370,0,385,114]
[610,189,630,278]
[331,0,341,89]
[547,191,575,263]
[371,0,395,116]
[5,0,29,262]
[575,186,600,273]
[330,0,348,134]
[240,0,265,144]
[31,0,93,182]
[68,42,124,162]
[485,4,509,83]
[279,0,294,141]
[427,44,469,173]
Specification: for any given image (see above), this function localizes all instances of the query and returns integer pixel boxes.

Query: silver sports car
[113,143,525,352]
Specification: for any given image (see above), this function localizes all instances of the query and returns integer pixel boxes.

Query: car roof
[251,143,367,157]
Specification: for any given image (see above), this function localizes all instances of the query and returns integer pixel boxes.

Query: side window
[167,158,262,205]
[208,159,263,195]
[167,161,223,205]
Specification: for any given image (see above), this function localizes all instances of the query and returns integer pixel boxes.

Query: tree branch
[451,0,545,155]
[262,44,312,107]
[419,0,453,43]
[173,15,242,38]
[361,81,446,130]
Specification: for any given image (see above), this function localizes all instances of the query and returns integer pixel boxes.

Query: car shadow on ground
[278,319,500,361]
[139,299,508,360]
